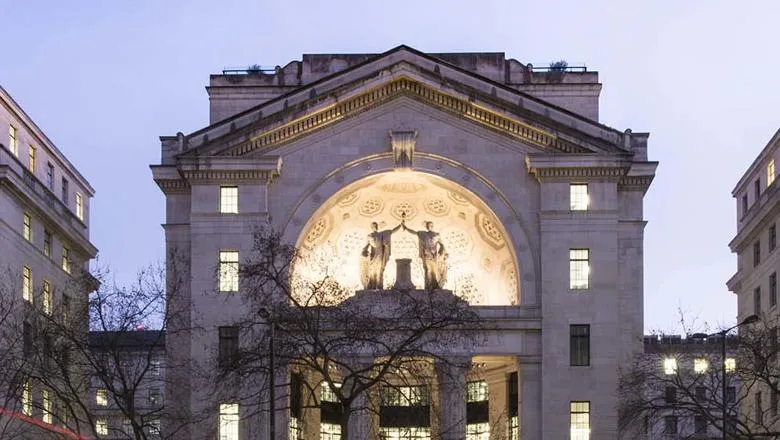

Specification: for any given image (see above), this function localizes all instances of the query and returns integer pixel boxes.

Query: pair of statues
[360,219,448,290]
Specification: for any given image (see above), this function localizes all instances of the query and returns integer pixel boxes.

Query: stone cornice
[532,166,629,180]
[181,169,277,184]
[222,78,592,157]
[154,179,190,194]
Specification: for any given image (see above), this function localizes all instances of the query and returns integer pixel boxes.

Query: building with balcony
[0,85,97,437]
[152,45,656,440]
[728,129,780,435]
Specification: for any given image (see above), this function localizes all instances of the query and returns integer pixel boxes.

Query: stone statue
[360,222,402,289]
[402,220,448,290]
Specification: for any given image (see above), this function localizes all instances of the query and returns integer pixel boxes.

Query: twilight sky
[2,0,778,332]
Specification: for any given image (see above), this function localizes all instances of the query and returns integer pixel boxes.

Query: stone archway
[287,168,524,306]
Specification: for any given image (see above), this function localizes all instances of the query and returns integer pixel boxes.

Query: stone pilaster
[519,361,542,440]
[436,358,471,440]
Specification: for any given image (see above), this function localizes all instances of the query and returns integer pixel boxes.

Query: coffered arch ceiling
[294,171,519,306]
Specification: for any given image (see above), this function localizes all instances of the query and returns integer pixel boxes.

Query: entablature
[526,154,657,192]
[151,156,282,194]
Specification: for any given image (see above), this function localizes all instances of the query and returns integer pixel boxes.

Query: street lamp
[259,308,276,440]
[690,314,759,440]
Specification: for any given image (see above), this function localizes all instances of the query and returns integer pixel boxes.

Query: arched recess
[280,153,539,306]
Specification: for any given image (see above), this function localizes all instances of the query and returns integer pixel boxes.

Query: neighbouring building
[0,85,97,438]
[88,330,166,439]
[152,45,657,439]
[728,129,780,435]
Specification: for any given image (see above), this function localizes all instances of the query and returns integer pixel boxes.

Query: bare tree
[219,227,483,439]
[619,315,780,439]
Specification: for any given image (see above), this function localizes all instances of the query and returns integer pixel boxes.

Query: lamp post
[691,314,759,440]
[259,308,276,440]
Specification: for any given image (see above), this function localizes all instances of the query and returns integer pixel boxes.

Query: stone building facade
[152,46,656,439]
[728,129,780,434]
[0,84,97,437]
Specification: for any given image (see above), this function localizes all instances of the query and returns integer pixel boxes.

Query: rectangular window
[769,159,776,186]
[96,389,108,407]
[771,272,777,307]
[466,423,489,440]
[46,162,54,189]
[59,397,69,427]
[664,386,677,403]
[771,224,778,251]
[743,194,749,216]
[321,382,341,403]
[23,322,32,357]
[321,422,341,440]
[569,249,590,290]
[570,184,589,211]
[61,177,68,204]
[694,358,708,373]
[695,386,706,401]
[508,415,519,440]
[726,386,736,403]
[148,387,162,405]
[23,213,32,242]
[62,246,71,274]
[43,389,52,424]
[663,415,678,435]
[755,286,762,315]
[570,324,590,366]
[219,251,239,292]
[122,418,132,435]
[755,179,762,201]
[220,186,239,214]
[43,230,52,257]
[663,358,678,375]
[772,388,779,416]
[9,125,18,155]
[28,145,36,172]
[380,385,429,406]
[151,360,161,376]
[23,265,32,303]
[62,295,70,325]
[466,380,489,402]
[219,403,239,440]
[75,192,84,221]
[695,415,707,435]
[725,358,736,373]
[218,326,239,367]
[756,391,763,424]
[96,418,108,436]
[43,280,52,315]
[22,379,31,416]
[570,401,590,440]
[289,416,301,440]
[755,241,762,267]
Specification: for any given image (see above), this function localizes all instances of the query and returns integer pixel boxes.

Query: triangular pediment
[177,46,632,158]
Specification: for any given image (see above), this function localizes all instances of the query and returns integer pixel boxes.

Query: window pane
[219,403,239,440]
[23,213,31,241]
[570,184,589,211]
[663,358,677,375]
[569,249,590,289]
[22,266,32,303]
[694,358,708,373]
[769,159,776,186]
[570,325,590,366]
[467,381,489,402]
[220,186,239,214]
[219,251,239,292]
[570,401,590,440]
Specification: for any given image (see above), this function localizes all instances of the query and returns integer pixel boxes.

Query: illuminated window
[46,162,54,189]
[96,418,108,436]
[569,249,590,289]
[321,382,341,403]
[694,358,709,373]
[44,230,52,257]
[466,423,489,440]
[725,358,736,373]
[570,184,589,211]
[28,145,36,171]
[23,213,32,242]
[379,427,430,440]
[219,403,239,440]
[289,417,301,440]
[219,251,239,292]
[769,160,776,186]
[43,389,52,423]
[570,324,590,366]
[43,280,52,315]
[467,380,489,402]
[220,186,239,214]
[96,389,108,406]
[508,416,519,440]
[75,192,84,221]
[380,385,429,406]
[22,379,31,416]
[321,422,342,440]
[570,401,590,440]
[62,246,71,274]
[9,125,18,156]
[22,266,32,303]
[663,358,678,375]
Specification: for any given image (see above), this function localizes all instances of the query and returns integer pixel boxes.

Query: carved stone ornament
[390,130,418,170]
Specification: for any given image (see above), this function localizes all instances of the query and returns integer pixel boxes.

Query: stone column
[300,369,321,440]
[343,357,375,440]
[519,361,542,440]
[436,358,470,440]
[487,372,508,439]
[274,365,290,440]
